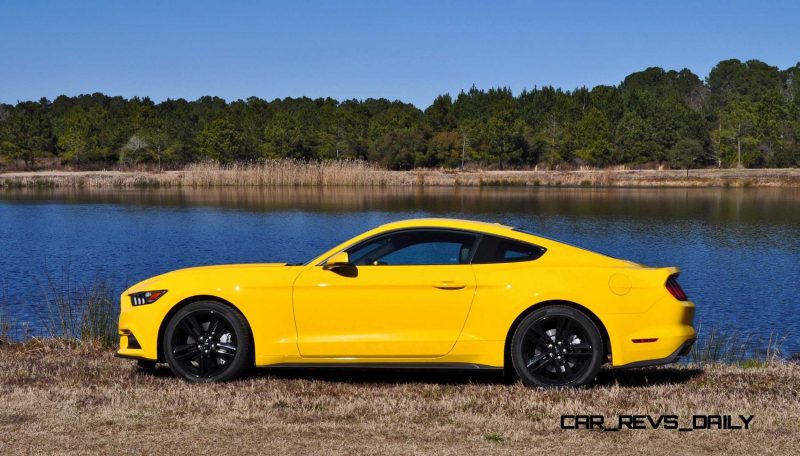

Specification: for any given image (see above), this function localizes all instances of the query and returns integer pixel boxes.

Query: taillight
[665,274,687,301]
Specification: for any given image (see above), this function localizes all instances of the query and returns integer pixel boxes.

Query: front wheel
[163,301,251,382]
[510,305,603,388]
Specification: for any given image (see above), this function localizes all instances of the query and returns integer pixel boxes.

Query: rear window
[472,235,546,264]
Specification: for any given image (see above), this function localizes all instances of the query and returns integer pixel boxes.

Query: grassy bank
[2,161,800,187]
[1,283,796,453]
[0,340,797,455]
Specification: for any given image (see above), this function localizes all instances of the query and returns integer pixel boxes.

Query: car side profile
[117,218,696,387]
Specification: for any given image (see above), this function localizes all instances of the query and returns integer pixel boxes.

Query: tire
[163,301,252,382]
[510,305,603,388]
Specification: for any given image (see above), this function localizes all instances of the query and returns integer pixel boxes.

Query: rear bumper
[613,338,695,369]
[606,297,696,367]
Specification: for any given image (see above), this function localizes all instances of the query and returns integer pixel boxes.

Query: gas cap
[608,273,632,296]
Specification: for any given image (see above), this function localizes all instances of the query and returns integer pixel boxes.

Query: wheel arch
[503,300,611,371]
[156,295,255,363]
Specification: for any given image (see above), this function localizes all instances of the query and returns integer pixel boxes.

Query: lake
[1,186,798,354]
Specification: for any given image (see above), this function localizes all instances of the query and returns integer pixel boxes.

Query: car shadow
[594,366,704,387]
[255,364,704,387]
[252,366,508,385]
[137,364,703,387]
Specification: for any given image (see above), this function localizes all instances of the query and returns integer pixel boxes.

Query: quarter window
[472,235,545,264]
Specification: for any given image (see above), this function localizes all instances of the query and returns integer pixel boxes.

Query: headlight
[130,290,167,306]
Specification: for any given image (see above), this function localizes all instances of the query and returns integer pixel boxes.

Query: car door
[292,229,478,358]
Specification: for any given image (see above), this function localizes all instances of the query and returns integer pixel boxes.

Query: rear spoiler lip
[660,266,681,277]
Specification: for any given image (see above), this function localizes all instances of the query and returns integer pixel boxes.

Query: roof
[378,217,510,230]
[374,218,520,237]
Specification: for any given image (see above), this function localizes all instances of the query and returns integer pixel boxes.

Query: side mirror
[323,251,351,270]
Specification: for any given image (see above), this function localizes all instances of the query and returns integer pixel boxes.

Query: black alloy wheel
[164,301,251,382]
[511,305,603,387]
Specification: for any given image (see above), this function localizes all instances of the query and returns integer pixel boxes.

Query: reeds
[181,160,400,186]
[2,161,799,187]
[42,278,118,348]
[0,311,11,344]
[689,325,785,366]
[0,284,13,344]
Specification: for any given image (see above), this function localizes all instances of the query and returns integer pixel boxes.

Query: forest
[1,59,798,170]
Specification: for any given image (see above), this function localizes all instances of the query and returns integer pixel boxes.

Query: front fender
[117,265,304,364]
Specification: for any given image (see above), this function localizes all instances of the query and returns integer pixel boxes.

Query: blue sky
[1,0,798,108]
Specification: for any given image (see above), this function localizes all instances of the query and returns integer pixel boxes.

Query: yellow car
[117,218,696,387]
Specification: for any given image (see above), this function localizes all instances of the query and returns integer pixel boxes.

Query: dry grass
[0,340,798,455]
[2,161,800,188]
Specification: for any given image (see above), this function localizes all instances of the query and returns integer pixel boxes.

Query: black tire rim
[521,315,594,385]
[170,310,238,378]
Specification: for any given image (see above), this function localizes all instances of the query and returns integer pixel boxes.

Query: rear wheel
[163,301,251,382]
[510,305,603,388]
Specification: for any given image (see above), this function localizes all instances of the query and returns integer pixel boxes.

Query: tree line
[1,59,798,170]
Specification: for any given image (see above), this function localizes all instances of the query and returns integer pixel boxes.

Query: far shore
[2,162,800,188]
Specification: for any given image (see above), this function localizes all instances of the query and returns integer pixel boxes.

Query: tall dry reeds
[180,160,402,186]
[689,325,784,366]
[42,279,118,348]
[2,161,799,188]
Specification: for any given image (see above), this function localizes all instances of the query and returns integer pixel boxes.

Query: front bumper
[116,293,164,361]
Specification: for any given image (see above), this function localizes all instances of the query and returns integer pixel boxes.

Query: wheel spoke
[528,325,555,348]
[559,320,574,343]
[526,353,545,368]
[213,347,236,359]
[173,344,200,361]
[199,352,210,375]
[180,316,203,339]
[207,315,220,337]
[566,342,593,358]
[554,364,566,379]
[566,350,592,358]
[554,317,566,341]
[527,354,551,373]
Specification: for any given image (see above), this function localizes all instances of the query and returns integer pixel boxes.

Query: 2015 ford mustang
[117,218,696,387]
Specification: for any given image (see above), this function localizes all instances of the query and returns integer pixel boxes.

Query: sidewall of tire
[511,305,603,388]
[164,301,252,382]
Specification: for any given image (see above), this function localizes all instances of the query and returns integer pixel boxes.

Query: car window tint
[472,235,545,264]
[347,237,391,265]
[347,230,477,266]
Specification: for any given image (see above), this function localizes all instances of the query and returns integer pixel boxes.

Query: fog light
[126,334,141,349]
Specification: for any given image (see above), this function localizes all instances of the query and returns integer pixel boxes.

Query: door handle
[432,281,466,290]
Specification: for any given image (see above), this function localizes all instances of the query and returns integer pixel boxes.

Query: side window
[347,230,477,266]
[472,235,546,264]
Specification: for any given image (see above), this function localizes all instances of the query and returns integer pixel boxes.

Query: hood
[123,262,292,295]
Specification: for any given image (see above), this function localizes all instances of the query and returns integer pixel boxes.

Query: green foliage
[0,100,56,166]
[668,138,703,168]
[196,118,247,162]
[1,59,799,169]
[574,107,614,166]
